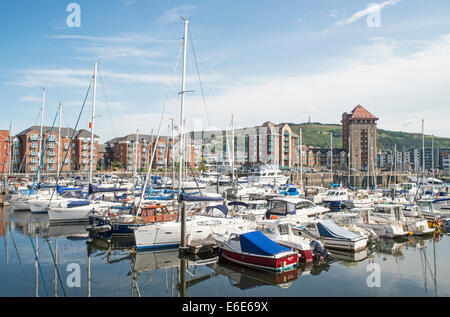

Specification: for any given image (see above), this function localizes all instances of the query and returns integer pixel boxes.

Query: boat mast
[57,102,62,176]
[179,18,189,249]
[38,87,45,183]
[231,114,235,187]
[89,62,98,185]
[330,132,333,186]
[300,128,303,190]
[422,119,425,176]
[431,134,434,176]
[178,18,188,197]
[8,121,12,174]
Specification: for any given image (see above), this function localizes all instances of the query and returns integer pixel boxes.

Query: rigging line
[28,108,60,198]
[45,239,67,297]
[28,233,49,297]
[47,78,93,206]
[136,39,184,216]
[97,65,117,139]
[188,26,212,131]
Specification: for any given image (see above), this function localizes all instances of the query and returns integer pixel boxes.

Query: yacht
[264,197,330,222]
[322,188,353,209]
[353,205,409,238]
[292,219,368,252]
[133,205,256,251]
[247,165,289,185]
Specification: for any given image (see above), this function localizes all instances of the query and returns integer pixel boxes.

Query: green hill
[287,122,450,152]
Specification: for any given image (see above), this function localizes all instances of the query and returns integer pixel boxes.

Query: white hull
[134,216,253,251]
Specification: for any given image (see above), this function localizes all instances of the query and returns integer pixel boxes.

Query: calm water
[0,206,449,297]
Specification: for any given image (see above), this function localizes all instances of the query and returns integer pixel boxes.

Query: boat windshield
[296,200,314,209]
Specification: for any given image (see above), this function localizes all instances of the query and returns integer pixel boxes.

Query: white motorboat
[133,205,256,251]
[255,218,329,262]
[322,212,378,241]
[264,196,330,222]
[322,188,353,209]
[232,200,268,221]
[292,219,368,252]
[354,206,409,239]
[247,165,289,185]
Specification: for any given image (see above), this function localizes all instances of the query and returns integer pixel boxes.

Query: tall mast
[133,129,139,192]
[170,118,175,188]
[330,132,333,185]
[431,134,434,174]
[231,114,235,186]
[38,87,45,183]
[422,119,425,175]
[178,18,188,195]
[89,62,98,185]
[57,102,62,175]
[9,121,12,174]
[300,128,303,189]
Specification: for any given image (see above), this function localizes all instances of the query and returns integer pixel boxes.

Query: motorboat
[370,204,434,236]
[247,165,289,185]
[343,191,375,209]
[264,197,330,222]
[304,186,329,204]
[292,220,368,252]
[353,206,409,239]
[133,204,256,251]
[322,188,353,210]
[255,218,329,262]
[232,200,268,221]
[322,212,378,241]
[214,230,298,272]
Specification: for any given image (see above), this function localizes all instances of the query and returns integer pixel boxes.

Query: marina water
[1,204,449,297]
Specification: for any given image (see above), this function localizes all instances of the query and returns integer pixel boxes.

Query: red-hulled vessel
[214,231,298,272]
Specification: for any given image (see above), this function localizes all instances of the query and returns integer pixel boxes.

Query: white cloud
[19,95,42,102]
[331,0,402,28]
[178,34,450,138]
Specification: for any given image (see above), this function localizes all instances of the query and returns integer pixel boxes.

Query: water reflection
[0,206,448,297]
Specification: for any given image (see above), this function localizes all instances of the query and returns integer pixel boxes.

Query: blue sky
[1,0,450,142]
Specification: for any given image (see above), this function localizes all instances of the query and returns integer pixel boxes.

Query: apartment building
[0,130,11,173]
[15,126,99,173]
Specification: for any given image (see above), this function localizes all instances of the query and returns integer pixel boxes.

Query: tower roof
[349,105,378,121]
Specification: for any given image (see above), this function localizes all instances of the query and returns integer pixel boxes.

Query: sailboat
[47,63,124,223]
[133,19,255,251]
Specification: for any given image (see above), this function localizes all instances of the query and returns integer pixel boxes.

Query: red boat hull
[220,248,298,272]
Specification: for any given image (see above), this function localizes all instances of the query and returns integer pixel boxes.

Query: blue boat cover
[67,200,91,208]
[317,220,361,241]
[89,184,128,195]
[240,231,290,256]
[205,205,229,216]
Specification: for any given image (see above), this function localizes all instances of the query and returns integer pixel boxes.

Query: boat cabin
[139,204,178,223]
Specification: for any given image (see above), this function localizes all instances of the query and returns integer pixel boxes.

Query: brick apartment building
[342,105,378,171]
[14,126,99,173]
[0,130,11,173]
[105,134,176,172]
